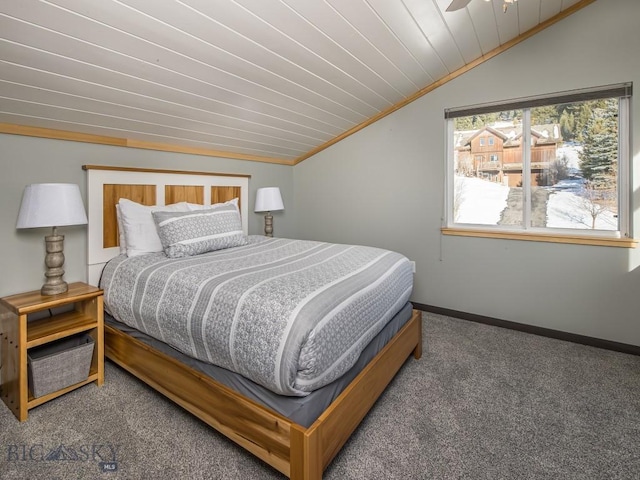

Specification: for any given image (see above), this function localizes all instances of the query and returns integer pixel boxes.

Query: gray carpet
[1,313,639,479]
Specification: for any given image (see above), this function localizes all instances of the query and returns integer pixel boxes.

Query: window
[445,84,633,246]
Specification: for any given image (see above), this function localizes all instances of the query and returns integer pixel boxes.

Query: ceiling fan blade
[446,0,473,12]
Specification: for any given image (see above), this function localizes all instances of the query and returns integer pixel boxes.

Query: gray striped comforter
[101,236,413,396]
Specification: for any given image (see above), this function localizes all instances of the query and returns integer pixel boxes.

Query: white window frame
[444,83,634,247]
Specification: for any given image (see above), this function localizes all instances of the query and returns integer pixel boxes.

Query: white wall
[293,0,640,346]
[0,134,295,297]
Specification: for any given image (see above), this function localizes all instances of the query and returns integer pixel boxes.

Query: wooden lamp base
[41,227,68,296]
[263,212,274,237]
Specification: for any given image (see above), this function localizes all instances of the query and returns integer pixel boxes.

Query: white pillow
[186,198,239,211]
[115,204,127,255]
[118,199,191,257]
[186,202,207,211]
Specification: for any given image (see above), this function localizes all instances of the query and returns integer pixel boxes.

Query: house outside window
[445,84,632,244]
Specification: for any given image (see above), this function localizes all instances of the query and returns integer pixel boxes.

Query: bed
[84,165,422,479]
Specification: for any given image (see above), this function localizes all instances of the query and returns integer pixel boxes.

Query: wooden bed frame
[84,165,422,479]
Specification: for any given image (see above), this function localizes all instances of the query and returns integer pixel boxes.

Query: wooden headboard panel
[84,165,250,286]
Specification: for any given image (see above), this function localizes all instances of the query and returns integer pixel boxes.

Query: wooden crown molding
[0,123,293,166]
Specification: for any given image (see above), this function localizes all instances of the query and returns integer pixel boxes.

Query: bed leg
[413,342,422,360]
[290,424,322,480]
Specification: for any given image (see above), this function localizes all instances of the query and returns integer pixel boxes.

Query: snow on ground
[455,176,509,225]
[455,176,617,231]
[546,191,617,230]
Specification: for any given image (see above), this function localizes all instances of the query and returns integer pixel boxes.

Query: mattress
[105,301,415,428]
[101,235,414,396]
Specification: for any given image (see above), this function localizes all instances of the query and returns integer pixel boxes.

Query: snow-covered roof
[456,123,562,149]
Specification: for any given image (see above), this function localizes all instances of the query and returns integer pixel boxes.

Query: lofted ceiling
[0,0,593,165]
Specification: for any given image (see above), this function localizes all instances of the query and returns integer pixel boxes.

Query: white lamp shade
[254,187,284,212]
[16,183,88,229]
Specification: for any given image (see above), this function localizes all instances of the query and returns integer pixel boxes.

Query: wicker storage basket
[27,333,95,398]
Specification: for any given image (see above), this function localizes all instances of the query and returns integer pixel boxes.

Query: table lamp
[16,183,88,296]
[254,187,284,237]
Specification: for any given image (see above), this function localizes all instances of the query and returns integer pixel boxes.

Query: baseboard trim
[413,303,640,356]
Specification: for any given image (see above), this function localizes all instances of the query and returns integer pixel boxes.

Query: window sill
[441,227,637,248]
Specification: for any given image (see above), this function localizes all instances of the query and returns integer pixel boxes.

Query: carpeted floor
[1,313,639,479]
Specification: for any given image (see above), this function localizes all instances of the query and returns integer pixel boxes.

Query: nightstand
[0,282,104,421]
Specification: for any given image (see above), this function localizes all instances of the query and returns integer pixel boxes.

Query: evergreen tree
[559,110,575,141]
[531,105,558,125]
[574,99,607,142]
[454,116,474,130]
[576,99,619,227]
[579,99,618,186]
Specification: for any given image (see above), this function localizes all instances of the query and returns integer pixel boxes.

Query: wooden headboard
[84,165,250,286]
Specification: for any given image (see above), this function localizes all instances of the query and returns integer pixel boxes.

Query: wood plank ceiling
[0,0,591,165]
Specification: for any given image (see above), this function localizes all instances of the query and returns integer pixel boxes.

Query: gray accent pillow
[152,203,247,258]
